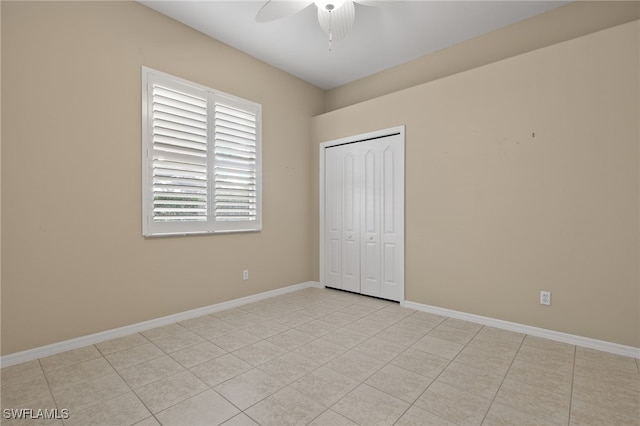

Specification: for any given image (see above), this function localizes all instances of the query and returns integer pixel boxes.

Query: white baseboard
[0,281,323,368]
[402,300,640,359]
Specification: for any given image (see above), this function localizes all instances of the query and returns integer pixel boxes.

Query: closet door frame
[319,125,405,303]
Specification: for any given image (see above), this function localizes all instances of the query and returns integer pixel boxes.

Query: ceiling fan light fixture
[317,0,355,42]
[314,0,346,12]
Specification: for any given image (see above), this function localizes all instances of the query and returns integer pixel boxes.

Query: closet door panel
[324,146,342,288]
[341,150,361,293]
[380,138,404,301]
[383,243,396,283]
[361,147,381,297]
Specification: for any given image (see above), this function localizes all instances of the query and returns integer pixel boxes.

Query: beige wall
[1,1,324,355]
[325,1,640,112]
[312,21,640,347]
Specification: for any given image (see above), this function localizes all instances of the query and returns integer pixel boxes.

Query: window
[142,67,261,236]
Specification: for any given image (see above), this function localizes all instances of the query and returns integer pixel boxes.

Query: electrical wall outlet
[540,291,551,306]
[242,269,249,281]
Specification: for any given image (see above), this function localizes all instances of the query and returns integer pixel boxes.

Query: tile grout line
[290,295,408,425]
[296,296,399,426]
[477,331,526,425]
[371,309,478,423]
[319,310,475,425]
[100,341,160,425]
[102,326,236,425]
[37,357,63,425]
[233,293,367,425]
[145,296,322,424]
[38,334,160,425]
[379,325,455,425]
[40,346,137,425]
[566,344,577,426]
[404,320,486,424]
[202,291,369,425]
[305,298,406,426]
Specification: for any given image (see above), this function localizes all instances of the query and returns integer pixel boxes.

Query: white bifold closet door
[324,132,404,302]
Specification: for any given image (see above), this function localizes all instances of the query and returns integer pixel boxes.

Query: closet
[320,127,404,302]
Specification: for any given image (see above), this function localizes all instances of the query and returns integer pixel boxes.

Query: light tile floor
[1,287,639,426]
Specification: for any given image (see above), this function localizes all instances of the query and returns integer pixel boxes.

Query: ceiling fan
[256,0,388,48]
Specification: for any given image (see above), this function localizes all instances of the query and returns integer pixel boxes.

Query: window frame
[142,67,262,237]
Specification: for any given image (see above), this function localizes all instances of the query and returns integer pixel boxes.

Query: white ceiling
[139,1,569,90]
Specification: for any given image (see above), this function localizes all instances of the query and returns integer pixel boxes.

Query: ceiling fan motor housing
[314,0,346,12]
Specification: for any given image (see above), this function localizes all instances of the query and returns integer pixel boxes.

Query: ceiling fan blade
[353,0,397,6]
[317,0,355,41]
[256,0,313,22]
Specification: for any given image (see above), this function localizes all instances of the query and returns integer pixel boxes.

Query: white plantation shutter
[214,101,258,224]
[152,85,208,223]
[142,68,261,236]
